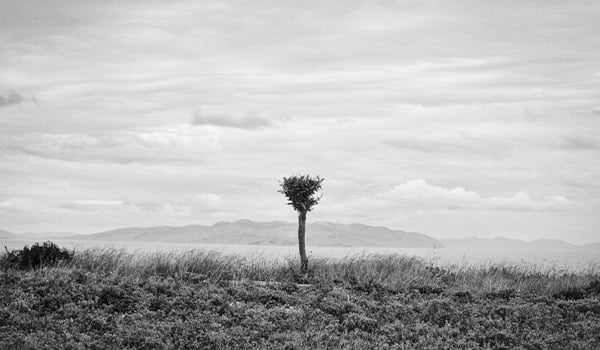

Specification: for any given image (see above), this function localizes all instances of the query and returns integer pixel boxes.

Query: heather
[1,243,599,349]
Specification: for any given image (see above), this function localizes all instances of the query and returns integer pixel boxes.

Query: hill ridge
[79,220,443,248]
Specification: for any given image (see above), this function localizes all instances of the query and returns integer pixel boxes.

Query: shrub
[453,291,473,303]
[422,299,459,327]
[586,280,600,294]
[1,241,74,270]
[342,312,378,332]
[97,285,137,313]
[1,248,600,349]
[486,289,516,301]
[553,287,586,301]
[415,285,444,295]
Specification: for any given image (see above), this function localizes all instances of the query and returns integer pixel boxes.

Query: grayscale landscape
[1,0,599,349]
[2,221,600,268]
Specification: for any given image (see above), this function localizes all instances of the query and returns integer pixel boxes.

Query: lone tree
[278,175,324,274]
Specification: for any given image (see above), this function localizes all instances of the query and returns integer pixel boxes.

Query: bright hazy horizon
[1,1,599,244]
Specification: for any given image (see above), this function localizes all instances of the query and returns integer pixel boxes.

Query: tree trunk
[297,210,308,274]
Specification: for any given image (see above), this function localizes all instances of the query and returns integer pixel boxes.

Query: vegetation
[279,175,324,273]
[1,241,74,270]
[1,243,600,349]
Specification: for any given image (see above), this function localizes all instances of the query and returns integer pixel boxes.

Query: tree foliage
[278,175,324,213]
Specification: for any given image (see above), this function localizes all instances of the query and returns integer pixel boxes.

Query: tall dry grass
[61,248,600,295]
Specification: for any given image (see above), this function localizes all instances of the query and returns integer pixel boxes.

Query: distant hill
[440,237,582,251]
[4,222,597,251]
[19,232,82,240]
[80,220,443,248]
[582,242,600,251]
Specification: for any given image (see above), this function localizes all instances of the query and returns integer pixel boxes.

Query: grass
[1,245,600,349]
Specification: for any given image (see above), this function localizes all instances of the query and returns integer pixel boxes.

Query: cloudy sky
[1,0,599,243]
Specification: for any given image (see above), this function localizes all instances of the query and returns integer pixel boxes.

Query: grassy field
[1,244,600,349]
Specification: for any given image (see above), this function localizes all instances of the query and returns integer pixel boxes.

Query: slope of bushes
[1,243,599,349]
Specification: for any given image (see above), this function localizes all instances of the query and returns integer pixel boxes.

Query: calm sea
[2,238,599,272]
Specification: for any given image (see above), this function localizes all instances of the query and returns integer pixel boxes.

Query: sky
[1,0,599,243]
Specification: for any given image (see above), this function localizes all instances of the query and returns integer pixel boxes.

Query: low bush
[1,241,74,270]
[1,248,599,349]
[587,279,600,294]
[553,287,586,300]
[486,288,516,301]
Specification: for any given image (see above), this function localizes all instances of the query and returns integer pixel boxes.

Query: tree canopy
[278,175,324,213]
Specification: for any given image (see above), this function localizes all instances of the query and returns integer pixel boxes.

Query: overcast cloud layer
[1,0,599,243]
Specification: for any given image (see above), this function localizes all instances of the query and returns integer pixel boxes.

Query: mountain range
[1,220,598,250]
[440,237,600,251]
[80,220,442,248]
[2,220,441,248]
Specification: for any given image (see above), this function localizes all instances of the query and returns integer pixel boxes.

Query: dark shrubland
[1,242,599,349]
[2,241,74,270]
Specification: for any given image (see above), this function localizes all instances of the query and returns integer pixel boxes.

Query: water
[2,238,599,272]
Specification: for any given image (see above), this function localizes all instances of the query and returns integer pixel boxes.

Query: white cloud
[487,193,572,211]
[0,1,598,242]
[196,193,221,203]
[0,199,16,213]
[384,129,510,156]
[71,200,123,206]
[383,179,480,207]
[377,179,572,211]
[5,125,220,164]
[163,203,191,217]
[56,199,131,212]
